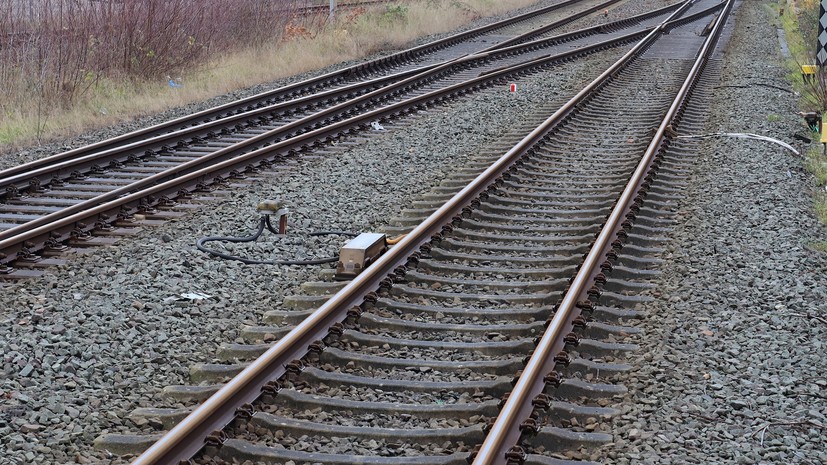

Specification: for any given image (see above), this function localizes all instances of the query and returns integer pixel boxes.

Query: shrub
[0,0,304,122]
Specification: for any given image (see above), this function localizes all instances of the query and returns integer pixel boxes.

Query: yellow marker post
[822,119,827,156]
[803,65,818,83]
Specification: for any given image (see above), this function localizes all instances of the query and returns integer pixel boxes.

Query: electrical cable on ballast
[196,216,357,265]
[676,132,800,155]
[386,234,407,245]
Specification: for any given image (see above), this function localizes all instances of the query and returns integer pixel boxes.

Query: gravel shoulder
[0,35,630,465]
[603,2,827,464]
[0,2,768,465]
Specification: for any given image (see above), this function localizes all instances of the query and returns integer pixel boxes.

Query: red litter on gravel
[509,83,517,92]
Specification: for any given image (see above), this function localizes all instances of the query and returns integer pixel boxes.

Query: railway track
[0,0,693,277]
[0,0,612,182]
[295,0,408,16]
[89,0,736,463]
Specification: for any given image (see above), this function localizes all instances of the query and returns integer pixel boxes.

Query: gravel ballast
[0,31,632,465]
[0,0,570,170]
[603,2,827,464]
[0,1,796,464]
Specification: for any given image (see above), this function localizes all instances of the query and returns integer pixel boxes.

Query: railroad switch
[335,232,387,280]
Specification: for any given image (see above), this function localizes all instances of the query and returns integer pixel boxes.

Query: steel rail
[0,0,588,185]
[0,64,438,196]
[475,0,624,53]
[0,0,636,199]
[471,1,735,464]
[1,0,696,243]
[0,25,653,265]
[127,2,703,463]
[0,0,630,198]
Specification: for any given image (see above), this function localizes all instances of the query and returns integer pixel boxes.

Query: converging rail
[112,1,734,464]
[0,1,693,274]
[0,0,604,192]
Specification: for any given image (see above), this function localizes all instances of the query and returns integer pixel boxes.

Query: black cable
[196,216,356,265]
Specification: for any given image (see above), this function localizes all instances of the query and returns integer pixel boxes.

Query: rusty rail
[0,0,588,188]
[126,2,710,464]
[471,0,735,463]
[0,24,653,266]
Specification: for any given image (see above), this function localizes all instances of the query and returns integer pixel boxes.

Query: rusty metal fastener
[483,417,497,434]
[260,380,282,396]
[94,219,115,232]
[346,307,363,323]
[576,300,595,312]
[544,371,563,388]
[204,430,227,446]
[308,340,324,355]
[554,351,571,366]
[466,445,482,464]
[234,403,255,419]
[519,418,540,436]
[5,185,21,199]
[379,277,394,292]
[564,332,580,347]
[28,179,45,193]
[532,393,551,411]
[498,392,511,408]
[505,445,528,465]
[71,226,91,241]
[285,360,305,375]
[324,323,345,343]
[419,243,432,255]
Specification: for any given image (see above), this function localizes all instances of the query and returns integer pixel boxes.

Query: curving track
[89,1,737,464]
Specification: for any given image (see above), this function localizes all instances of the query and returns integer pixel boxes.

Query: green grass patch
[774,0,827,250]
[805,143,827,185]
[809,239,827,253]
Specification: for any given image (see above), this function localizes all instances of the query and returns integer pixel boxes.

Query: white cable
[675,132,800,156]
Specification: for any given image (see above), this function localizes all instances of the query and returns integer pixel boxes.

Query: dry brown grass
[0,0,542,150]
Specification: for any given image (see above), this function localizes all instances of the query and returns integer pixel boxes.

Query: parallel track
[91,1,735,464]
[0,0,691,275]
[0,0,609,190]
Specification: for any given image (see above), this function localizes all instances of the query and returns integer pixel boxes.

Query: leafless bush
[0,0,303,111]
